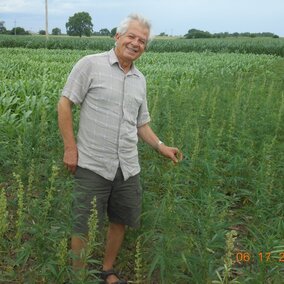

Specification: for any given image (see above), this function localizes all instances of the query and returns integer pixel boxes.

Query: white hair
[116,13,153,42]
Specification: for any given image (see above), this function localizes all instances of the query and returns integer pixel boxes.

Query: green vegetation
[66,12,93,37]
[0,34,284,56]
[184,29,279,39]
[0,43,283,283]
[52,27,62,36]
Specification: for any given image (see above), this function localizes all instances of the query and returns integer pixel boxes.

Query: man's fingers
[69,165,77,174]
[176,151,183,161]
[173,149,183,163]
[67,165,77,174]
[64,160,77,174]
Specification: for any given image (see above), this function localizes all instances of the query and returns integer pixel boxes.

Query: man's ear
[115,33,120,41]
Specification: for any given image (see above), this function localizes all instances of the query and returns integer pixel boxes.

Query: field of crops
[1,34,284,56]
[0,40,284,283]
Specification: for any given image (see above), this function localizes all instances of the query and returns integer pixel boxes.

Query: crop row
[0,34,284,56]
[0,48,283,283]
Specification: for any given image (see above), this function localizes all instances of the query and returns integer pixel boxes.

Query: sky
[0,0,283,36]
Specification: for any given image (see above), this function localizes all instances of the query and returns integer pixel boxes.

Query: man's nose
[131,37,140,46]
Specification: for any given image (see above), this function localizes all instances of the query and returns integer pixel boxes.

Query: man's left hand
[158,144,183,164]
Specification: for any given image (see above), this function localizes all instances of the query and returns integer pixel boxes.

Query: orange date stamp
[235,251,284,263]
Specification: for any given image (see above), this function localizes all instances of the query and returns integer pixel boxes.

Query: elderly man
[58,14,182,284]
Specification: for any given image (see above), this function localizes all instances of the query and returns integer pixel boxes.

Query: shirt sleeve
[61,56,93,104]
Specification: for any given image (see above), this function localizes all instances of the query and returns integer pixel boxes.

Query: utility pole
[14,20,16,35]
[45,0,48,39]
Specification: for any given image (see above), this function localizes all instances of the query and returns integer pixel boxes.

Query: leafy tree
[184,27,278,39]
[110,27,117,37]
[0,21,7,34]
[52,28,61,35]
[159,32,168,37]
[261,32,275,37]
[92,31,101,36]
[10,27,30,35]
[99,28,110,36]
[66,12,93,37]
[184,29,211,39]
[243,32,250,37]
[39,30,46,35]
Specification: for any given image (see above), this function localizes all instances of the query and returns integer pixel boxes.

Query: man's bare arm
[137,123,182,164]
[57,96,78,174]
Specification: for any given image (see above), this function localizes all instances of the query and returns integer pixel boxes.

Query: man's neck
[114,48,132,73]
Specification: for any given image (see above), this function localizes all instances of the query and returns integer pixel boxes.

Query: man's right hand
[63,146,78,174]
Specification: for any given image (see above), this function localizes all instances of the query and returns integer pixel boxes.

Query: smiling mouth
[127,46,138,54]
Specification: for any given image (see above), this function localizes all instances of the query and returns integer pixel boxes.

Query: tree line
[0,12,116,37]
[0,12,280,38]
[184,28,279,39]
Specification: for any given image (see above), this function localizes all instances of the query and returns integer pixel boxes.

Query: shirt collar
[108,48,141,77]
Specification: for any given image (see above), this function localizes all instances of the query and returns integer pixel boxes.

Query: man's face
[115,20,149,63]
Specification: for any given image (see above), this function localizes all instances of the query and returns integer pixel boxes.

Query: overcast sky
[0,0,283,36]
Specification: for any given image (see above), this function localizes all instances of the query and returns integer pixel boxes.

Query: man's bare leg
[71,235,87,270]
[102,223,126,283]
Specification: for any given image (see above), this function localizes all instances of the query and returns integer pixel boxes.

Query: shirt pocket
[124,95,143,126]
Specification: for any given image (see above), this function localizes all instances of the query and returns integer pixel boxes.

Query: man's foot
[100,269,127,284]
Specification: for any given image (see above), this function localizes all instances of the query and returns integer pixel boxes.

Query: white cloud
[1,0,283,36]
[0,0,43,13]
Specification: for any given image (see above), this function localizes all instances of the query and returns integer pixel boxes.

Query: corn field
[0,39,284,283]
[1,35,284,56]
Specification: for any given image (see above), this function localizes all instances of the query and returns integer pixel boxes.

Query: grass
[1,34,284,56]
[0,47,283,283]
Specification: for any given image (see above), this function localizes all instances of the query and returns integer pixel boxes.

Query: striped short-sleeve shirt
[61,49,150,181]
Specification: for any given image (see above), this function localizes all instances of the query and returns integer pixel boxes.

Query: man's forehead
[126,21,149,38]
